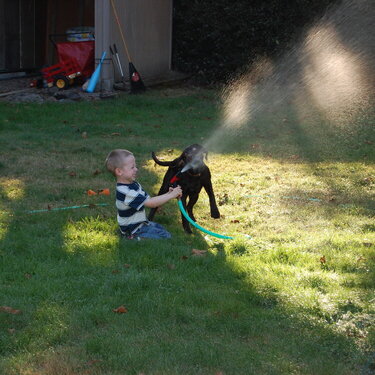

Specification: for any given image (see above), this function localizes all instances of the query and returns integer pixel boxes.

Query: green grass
[0,86,374,375]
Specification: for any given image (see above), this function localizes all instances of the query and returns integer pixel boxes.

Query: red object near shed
[56,41,95,79]
[41,37,94,89]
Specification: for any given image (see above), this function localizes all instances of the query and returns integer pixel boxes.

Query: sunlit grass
[0,178,26,241]
[63,217,119,266]
[0,87,373,374]
[0,178,26,201]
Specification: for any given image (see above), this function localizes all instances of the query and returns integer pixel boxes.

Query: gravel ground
[0,75,117,103]
[0,71,200,103]
[0,76,34,94]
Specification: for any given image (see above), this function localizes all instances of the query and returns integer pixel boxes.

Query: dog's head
[179,144,208,172]
[152,144,208,172]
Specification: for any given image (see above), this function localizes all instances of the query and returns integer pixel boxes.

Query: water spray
[180,163,192,173]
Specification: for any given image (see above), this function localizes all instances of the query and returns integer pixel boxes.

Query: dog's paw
[211,210,220,219]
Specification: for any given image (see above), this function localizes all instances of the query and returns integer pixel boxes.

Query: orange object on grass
[98,188,110,196]
[87,189,97,196]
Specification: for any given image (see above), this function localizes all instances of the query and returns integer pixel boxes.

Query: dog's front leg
[186,193,199,223]
[203,180,220,219]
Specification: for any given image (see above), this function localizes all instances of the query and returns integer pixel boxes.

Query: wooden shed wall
[108,0,173,80]
[0,0,43,72]
[1,0,173,84]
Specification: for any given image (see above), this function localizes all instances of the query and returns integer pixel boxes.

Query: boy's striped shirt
[116,182,149,234]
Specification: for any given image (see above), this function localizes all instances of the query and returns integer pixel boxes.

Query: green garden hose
[27,203,109,214]
[178,199,235,239]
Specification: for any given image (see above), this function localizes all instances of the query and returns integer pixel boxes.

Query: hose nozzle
[170,175,180,185]
[170,171,182,187]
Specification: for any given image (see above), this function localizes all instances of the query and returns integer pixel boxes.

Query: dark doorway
[0,0,94,74]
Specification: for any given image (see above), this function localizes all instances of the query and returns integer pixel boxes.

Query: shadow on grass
[0,94,373,373]
[210,102,374,163]
[281,103,374,211]
[0,175,368,375]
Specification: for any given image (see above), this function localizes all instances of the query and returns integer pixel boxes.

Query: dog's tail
[151,152,177,167]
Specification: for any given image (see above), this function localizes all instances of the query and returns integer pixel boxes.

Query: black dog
[148,144,220,234]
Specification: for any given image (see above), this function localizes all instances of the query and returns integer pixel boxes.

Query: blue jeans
[133,221,171,239]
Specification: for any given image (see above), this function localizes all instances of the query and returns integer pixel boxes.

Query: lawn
[0,85,374,375]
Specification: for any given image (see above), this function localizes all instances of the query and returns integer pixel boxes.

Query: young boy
[105,149,182,239]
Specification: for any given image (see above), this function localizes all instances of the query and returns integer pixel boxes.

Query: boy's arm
[144,186,182,208]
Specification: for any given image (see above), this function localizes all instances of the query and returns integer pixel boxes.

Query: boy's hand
[169,185,182,199]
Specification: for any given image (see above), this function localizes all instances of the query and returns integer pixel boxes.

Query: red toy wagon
[41,33,95,89]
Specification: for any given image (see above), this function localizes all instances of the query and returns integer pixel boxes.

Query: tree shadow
[1,42,373,371]
[0,153,369,374]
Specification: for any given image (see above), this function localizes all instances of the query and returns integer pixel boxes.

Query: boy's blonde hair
[105,149,133,176]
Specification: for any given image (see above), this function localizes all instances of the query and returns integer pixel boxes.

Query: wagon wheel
[54,75,70,90]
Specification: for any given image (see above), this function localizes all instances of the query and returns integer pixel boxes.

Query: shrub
[172,0,338,83]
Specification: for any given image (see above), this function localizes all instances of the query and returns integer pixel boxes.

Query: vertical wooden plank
[20,0,36,69]
[0,0,5,71]
[5,0,20,70]
[83,0,95,26]
[35,0,48,67]
[47,0,58,64]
